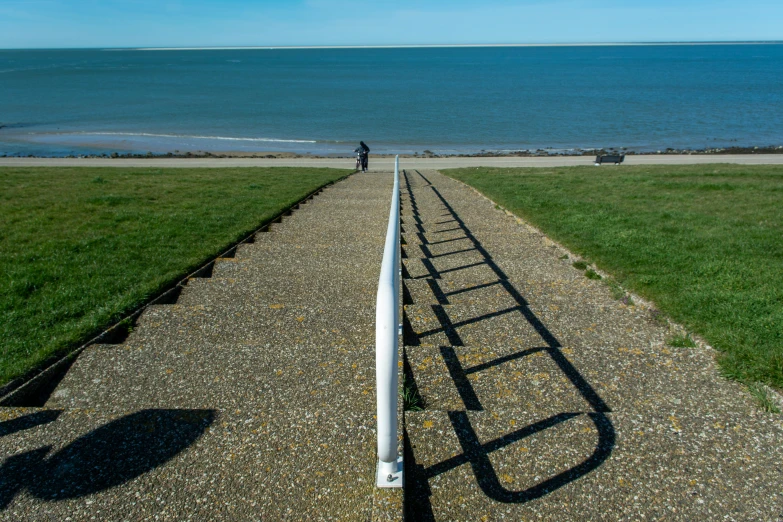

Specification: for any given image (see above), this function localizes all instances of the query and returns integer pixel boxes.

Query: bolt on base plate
[376,457,403,488]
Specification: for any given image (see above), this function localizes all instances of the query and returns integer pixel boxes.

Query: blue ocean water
[1,44,782,156]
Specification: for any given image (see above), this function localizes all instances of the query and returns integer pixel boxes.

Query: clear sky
[1,0,781,49]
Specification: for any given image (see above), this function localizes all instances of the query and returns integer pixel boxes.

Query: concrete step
[234,239,387,260]
[401,211,520,229]
[400,219,536,241]
[405,338,746,417]
[252,222,388,245]
[0,405,377,519]
[403,276,628,336]
[406,345,594,414]
[46,295,376,413]
[404,406,783,520]
[46,335,375,412]
[404,277,524,306]
[400,219,560,249]
[399,211,454,222]
[403,254,500,283]
[266,199,391,219]
[402,248,587,286]
[401,227,468,243]
[176,276,377,309]
[403,303,546,348]
[130,302,374,352]
[212,250,383,280]
[402,231,566,260]
[276,195,391,211]
[402,237,480,259]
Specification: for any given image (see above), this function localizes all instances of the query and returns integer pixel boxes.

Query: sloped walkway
[0,172,394,520]
[3,167,783,521]
[401,170,783,520]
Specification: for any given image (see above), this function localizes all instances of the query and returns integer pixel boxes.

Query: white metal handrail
[375,156,403,488]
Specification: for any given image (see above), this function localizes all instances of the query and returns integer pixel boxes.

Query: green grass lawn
[443,164,783,390]
[0,167,350,388]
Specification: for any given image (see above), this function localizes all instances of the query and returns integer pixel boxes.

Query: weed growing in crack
[585,269,602,280]
[402,377,424,412]
[747,383,781,414]
[119,318,134,336]
[572,260,588,270]
[668,334,696,348]
[606,279,625,300]
[649,308,668,326]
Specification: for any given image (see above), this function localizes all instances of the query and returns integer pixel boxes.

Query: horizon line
[126,40,783,51]
[1,40,781,51]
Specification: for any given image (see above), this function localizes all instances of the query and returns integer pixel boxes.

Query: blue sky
[1,0,781,49]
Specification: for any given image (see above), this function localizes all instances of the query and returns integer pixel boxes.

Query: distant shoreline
[3,145,782,160]
[120,41,783,52]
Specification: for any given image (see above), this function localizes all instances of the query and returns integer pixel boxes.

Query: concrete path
[401,170,783,520]
[0,172,396,520]
[3,164,783,520]
[2,154,783,169]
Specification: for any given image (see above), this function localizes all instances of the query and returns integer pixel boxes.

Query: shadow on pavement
[0,409,215,509]
[402,170,615,518]
[0,410,62,439]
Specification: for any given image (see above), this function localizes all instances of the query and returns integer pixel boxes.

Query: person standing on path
[359,141,370,172]
[355,148,363,171]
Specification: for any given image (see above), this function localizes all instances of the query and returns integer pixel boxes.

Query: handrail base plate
[376,457,404,488]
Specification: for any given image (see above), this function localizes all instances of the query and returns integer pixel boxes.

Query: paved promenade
[1,154,783,169]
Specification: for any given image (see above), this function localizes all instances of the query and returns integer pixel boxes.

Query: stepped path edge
[401,169,783,520]
[0,172,398,520]
[0,173,352,405]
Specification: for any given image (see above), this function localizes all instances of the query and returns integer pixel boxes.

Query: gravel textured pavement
[3,164,782,521]
[0,172,399,520]
[401,169,783,521]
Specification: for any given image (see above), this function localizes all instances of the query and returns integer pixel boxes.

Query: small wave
[70,132,317,144]
[0,62,86,75]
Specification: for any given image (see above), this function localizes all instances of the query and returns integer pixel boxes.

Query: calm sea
[1,44,782,156]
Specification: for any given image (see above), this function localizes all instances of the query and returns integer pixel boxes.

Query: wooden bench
[595,154,625,165]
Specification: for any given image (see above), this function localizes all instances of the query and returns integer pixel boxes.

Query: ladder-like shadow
[402,170,614,518]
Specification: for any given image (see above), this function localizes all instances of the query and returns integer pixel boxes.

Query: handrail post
[376,155,403,488]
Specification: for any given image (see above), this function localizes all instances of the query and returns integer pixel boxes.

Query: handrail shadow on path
[401,170,615,518]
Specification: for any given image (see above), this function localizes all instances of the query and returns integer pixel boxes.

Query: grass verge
[443,164,783,390]
[0,166,350,388]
